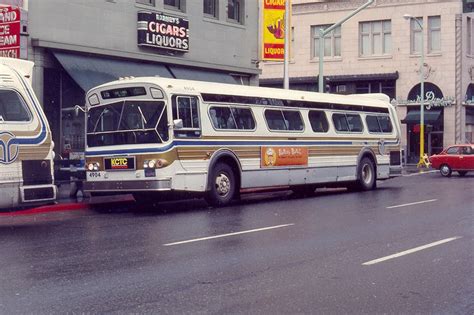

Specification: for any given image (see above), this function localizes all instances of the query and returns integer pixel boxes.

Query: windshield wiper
[138,106,148,129]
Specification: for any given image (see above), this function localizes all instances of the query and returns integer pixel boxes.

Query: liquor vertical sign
[0,6,20,58]
[262,0,289,61]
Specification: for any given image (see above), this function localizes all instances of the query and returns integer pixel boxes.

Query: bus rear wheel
[355,157,376,191]
[205,163,236,207]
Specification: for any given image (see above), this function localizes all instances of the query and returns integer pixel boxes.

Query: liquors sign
[137,11,189,52]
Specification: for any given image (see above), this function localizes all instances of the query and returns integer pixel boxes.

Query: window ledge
[203,14,218,21]
[358,55,392,61]
[226,19,245,27]
[409,53,442,58]
[310,57,342,63]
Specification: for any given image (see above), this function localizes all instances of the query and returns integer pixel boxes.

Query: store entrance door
[428,131,443,155]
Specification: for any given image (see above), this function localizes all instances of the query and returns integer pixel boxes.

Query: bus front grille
[22,186,56,202]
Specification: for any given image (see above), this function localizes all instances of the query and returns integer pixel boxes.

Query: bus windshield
[87,100,168,147]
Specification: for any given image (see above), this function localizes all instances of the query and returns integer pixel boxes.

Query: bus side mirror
[173,119,183,129]
[74,105,86,116]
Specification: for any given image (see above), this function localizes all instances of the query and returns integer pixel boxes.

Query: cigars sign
[137,11,189,53]
[0,6,20,58]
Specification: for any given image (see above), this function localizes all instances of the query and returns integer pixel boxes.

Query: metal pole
[283,0,290,89]
[318,0,374,93]
[416,17,425,168]
[318,28,324,93]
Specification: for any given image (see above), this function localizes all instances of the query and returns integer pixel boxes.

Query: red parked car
[429,144,474,177]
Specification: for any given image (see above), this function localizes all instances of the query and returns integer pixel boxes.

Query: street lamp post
[318,0,374,93]
[404,14,426,168]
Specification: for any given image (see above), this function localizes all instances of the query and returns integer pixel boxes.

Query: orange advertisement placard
[261,0,289,61]
[261,146,308,167]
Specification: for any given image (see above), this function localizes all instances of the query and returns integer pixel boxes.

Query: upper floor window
[0,89,31,122]
[204,0,218,18]
[468,17,474,55]
[428,16,441,53]
[311,25,341,58]
[228,0,244,24]
[164,0,184,11]
[359,20,391,56]
[136,0,155,5]
[410,17,423,55]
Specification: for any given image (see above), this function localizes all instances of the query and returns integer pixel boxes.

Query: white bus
[0,58,56,209]
[84,77,402,206]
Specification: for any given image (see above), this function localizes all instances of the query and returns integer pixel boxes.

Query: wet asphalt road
[0,172,473,314]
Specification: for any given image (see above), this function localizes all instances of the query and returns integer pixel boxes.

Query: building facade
[6,0,259,158]
[260,0,474,164]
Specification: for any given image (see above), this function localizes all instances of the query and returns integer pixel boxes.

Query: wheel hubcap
[362,164,372,184]
[215,173,230,196]
[441,166,449,175]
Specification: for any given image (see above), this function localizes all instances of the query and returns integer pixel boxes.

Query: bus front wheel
[205,163,236,207]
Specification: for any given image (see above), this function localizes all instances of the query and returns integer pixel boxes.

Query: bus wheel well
[209,155,241,193]
[360,152,377,175]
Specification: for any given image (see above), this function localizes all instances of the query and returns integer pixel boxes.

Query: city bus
[0,58,56,209]
[84,77,402,206]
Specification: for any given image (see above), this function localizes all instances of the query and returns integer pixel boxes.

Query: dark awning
[52,51,173,91]
[401,110,442,124]
[168,65,239,84]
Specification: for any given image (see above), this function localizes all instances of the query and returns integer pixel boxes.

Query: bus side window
[172,95,201,137]
[308,110,329,133]
[332,113,349,132]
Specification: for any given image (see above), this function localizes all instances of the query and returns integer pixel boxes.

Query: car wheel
[205,163,236,207]
[355,157,376,191]
[440,164,452,177]
[458,171,468,177]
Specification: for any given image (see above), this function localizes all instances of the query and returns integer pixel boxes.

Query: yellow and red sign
[261,146,308,167]
[262,0,290,61]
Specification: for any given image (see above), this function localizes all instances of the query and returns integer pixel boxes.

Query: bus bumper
[84,179,172,192]
[389,165,403,177]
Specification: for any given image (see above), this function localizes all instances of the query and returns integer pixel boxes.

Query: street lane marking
[362,236,462,266]
[386,199,437,209]
[163,223,294,246]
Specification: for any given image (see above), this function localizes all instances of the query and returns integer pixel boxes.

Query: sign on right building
[260,0,474,164]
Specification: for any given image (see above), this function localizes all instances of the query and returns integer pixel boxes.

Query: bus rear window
[101,87,147,100]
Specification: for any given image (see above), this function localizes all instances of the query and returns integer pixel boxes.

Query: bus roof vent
[0,74,14,84]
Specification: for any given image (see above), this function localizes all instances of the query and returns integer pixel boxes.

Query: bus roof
[0,57,34,85]
[90,76,391,109]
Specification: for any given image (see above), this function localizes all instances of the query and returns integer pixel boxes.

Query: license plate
[88,172,101,178]
[104,157,136,170]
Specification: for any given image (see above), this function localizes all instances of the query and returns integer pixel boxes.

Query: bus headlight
[143,160,156,169]
[143,159,168,169]
[87,162,100,171]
